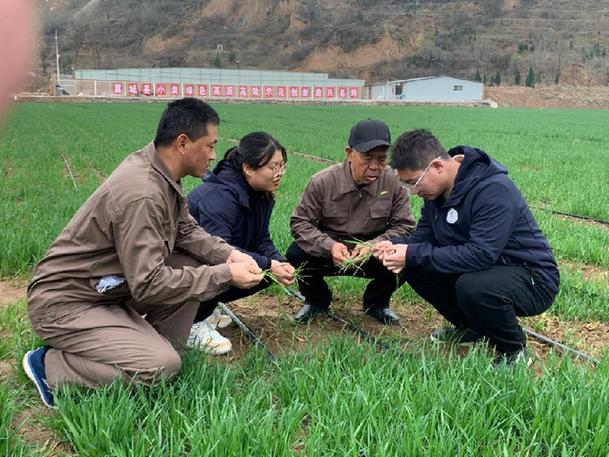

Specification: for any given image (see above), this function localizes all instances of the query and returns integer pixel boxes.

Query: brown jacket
[290,160,416,258]
[28,142,234,312]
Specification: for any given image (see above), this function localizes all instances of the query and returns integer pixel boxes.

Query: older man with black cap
[286,119,416,324]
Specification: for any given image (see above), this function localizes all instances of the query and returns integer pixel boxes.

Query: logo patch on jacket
[446,208,459,224]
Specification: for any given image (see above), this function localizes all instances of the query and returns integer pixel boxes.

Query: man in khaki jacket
[287,119,416,324]
[23,98,264,408]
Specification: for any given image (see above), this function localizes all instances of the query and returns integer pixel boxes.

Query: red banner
[184,84,195,97]
[289,86,299,98]
[225,85,235,97]
[127,82,138,96]
[276,86,287,98]
[238,85,248,98]
[349,87,360,99]
[155,83,167,96]
[325,87,336,98]
[250,86,261,98]
[112,82,124,96]
[301,86,311,98]
[169,83,181,96]
[263,86,274,98]
[211,85,222,97]
[338,87,348,99]
[313,86,323,99]
[197,84,209,97]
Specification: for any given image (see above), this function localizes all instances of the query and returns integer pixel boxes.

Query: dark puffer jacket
[188,159,284,269]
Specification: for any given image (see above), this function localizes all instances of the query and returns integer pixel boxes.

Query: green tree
[513,67,521,85]
[474,69,482,82]
[526,66,536,87]
[494,71,501,86]
[213,53,222,68]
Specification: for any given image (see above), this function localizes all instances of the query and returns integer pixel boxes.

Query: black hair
[390,129,450,170]
[224,131,287,169]
[154,98,220,147]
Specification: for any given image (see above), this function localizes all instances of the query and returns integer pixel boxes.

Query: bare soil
[217,292,609,363]
[14,407,73,456]
[487,85,609,109]
[0,278,27,308]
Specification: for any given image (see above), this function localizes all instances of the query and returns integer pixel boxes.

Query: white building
[365,76,483,102]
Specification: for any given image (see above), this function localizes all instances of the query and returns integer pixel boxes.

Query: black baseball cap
[348,119,391,153]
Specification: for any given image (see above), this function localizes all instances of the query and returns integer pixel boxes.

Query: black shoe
[365,307,399,325]
[492,348,532,368]
[294,303,327,323]
[430,326,483,346]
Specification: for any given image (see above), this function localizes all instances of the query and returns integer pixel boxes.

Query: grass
[29,340,609,457]
[3,101,609,454]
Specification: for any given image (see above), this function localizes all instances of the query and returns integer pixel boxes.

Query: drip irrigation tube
[286,288,395,352]
[327,311,393,351]
[524,328,600,365]
[285,288,599,365]
[532,206,609,227]
[217,302,276,361]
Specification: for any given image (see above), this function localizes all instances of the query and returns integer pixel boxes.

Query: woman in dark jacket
[186,131,294,354]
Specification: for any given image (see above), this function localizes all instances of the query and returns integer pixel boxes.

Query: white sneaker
[187,321,232,355]
[206,309,232,329]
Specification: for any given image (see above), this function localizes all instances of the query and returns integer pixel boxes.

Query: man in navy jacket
[374,129,559,365]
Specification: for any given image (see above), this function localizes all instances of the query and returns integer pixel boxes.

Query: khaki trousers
[30,253,203,389]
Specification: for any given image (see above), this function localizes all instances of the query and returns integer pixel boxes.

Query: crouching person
[287,119,416,324]
[23,98,263,408]
[187,132,294,354]
[374,129,559,366]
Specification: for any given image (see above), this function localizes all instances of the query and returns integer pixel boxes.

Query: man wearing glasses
[287,119,416,324]
[374,129,559,366]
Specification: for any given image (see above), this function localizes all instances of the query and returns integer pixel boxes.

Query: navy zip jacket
[396,146,560,294]
[187,159,284,269]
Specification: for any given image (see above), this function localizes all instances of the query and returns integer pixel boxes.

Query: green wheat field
[2,102,609,456]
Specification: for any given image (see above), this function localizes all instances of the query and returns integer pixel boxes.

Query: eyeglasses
[268,162,288,176]
[401,156,441,191]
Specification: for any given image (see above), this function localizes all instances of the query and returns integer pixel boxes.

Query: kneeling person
[188,132,294,354]
[287,119,416,324]
[375,129,559,365]
[23,98,263,408]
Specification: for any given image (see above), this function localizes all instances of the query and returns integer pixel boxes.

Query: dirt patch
[14,407,74,456]
[0,360,12,378]
[0,278,27,308]
[216,293,605,366]
[487,85,609,109]
[524,314,609,359]
[212,294,443,363]
[295,30,421,74]
[560,260,609,283]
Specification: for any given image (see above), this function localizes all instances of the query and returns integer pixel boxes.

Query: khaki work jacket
[290,160,416,258]
[28,142,234,313]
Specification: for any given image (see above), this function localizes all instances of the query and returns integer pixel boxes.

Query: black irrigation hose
[327,311,394,352]
[524,328,600,366]
[286,288,599,365]
[217,302,276,361]
[532,206,609,227]
[285,288,395,352]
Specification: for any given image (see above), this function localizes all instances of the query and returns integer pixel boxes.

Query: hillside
[36,0,609,86]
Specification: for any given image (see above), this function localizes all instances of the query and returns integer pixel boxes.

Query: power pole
[55,30,61,87]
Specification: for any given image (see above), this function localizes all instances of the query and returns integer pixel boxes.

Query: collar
[336,160,382,196]
[145,141,186,199]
